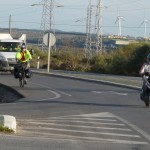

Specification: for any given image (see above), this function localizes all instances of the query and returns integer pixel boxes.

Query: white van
[0,33,26,72]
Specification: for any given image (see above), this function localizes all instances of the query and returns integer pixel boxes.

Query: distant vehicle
[0,33,26,73]
[0,53,9,71]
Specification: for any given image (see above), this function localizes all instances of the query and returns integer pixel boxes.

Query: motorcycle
[140,72,150,107]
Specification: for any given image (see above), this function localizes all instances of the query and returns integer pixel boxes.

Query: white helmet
[21,45,26,51]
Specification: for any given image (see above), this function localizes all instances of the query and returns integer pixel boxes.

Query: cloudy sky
[0,0,150,37]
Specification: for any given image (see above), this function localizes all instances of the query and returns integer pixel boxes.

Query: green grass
[0,125,14,133]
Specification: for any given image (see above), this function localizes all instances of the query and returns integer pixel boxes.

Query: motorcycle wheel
[145,89,150,107]
[145,102,149,107]
[144,97,150,107]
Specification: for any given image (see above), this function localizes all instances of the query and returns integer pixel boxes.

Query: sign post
[37,56,40,69]
[43,33,56,72]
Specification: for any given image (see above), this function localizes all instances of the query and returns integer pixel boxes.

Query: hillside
[0,28,137,51]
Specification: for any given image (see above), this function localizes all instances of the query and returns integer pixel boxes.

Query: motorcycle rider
[14,44,32,83]
[139,54,150,100]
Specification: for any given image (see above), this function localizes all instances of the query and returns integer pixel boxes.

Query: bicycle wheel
[19,77,24,87]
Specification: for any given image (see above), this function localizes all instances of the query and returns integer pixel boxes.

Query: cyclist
[14,44,32,83]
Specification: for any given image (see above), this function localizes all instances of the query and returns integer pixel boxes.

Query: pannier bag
[25,69,32,78]
[14,71,20,79]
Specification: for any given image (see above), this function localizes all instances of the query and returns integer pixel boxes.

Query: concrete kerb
[0,83,24,133]
[0,115,16,133]
[33,70,141,91]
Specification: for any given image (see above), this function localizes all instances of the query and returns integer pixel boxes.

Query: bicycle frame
[18,62,27,87]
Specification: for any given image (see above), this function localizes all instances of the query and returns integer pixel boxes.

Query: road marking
[23,119,125,126]
[56,91,72,97]
[19,112,149,144]
[18,131,148,145]
[92,91,128,96]
[31,90,61,101]
[114,114,150,143]
[23,126,140,138]
[47,90,61,99]
[25,121,131,131]
[51,117,117,122]
[79,112,150,143]
[31,82,72,97]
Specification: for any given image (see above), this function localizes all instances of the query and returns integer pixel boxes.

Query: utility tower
[38,0,55,50]
[85,0,92,58]
[95,0,103,54]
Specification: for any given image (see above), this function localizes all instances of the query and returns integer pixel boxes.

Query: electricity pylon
[85,0,92,58]
[38,0,55,51]
[95,0,103,54]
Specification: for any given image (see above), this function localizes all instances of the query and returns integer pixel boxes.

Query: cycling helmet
[21,45,26,50]
[147,54,150,64]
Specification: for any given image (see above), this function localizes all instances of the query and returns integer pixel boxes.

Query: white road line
[50,117,117,122]
[23,119,125,126]
[114,114,150,142]
[19,112,150,144]
[47,90,61,99]
[31,82,72,97]
[56,91,72,97]
[23,131,148,144]
[80,112,150,143]
[24,126,140,138]
[50,112,115,118]
[32,90,61,101]
[25,121,131,131]
[92,91,128,96]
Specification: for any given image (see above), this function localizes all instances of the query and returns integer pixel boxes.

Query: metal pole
[37,56,40,69]
[9,15,11,35]
[47,33,51,72]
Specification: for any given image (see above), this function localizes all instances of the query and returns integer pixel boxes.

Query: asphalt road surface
[0,72,150,150]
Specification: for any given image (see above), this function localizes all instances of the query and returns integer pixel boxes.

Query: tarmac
[0,70,143,133]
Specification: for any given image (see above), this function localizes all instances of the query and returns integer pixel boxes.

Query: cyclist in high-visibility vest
[16,45,32,62]
[14,45,32,83]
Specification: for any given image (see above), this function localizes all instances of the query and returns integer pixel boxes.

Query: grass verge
[0,125,14,133]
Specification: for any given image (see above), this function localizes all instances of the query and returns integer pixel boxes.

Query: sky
[0,0,150,37]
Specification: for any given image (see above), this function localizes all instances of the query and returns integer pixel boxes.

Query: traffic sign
[43,33,56,47]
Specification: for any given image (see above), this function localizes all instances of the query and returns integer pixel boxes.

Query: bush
[104,43,150,76]
[90,53,109,73]
[29,42,150,76]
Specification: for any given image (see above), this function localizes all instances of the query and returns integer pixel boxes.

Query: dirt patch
[0,83,24,103]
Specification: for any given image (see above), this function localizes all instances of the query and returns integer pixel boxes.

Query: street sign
[43,33,56,72]
[43,33,56,47]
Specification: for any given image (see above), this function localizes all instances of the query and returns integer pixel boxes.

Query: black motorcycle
[140,72,150,107]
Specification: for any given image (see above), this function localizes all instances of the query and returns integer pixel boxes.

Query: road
[0,72,149,150]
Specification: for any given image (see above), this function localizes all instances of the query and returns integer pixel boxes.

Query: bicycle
[17,62,27,88]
